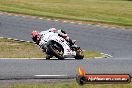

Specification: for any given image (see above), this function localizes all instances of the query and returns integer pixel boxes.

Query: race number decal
[67,49,71,52]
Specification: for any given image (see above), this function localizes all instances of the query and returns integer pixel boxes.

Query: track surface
[0,13,132,79]
[0,59,132,79]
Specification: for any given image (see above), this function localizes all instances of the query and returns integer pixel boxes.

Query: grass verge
[0,0,132,27]
[0,38,103,58]
[3,81,132,88]
[0,38,44,58]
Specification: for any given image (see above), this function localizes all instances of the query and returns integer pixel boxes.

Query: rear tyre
[75,48,84,60]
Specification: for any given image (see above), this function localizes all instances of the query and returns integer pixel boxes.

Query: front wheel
[75,48,84,60]
[47,41,64,60]
[46,55,53,60]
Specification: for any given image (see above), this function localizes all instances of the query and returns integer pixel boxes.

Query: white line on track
[78,23,82,24]
[87,24,92,26]
[15,15,18,17]
[19,40,25,42]
[111,27,116,29]
[54,20,58,21]
[70,22,75,24]
[7,38,13,40]
[96,25,101,27]
[34,75,67,77]
[14,39,19,41]
[39,18,43,19]
[22,16,26,18]
[63,21,67,23]
[31,16,36,19]
[0,37,4,38]
[47,19,51,20]
[7,14,12,16]
[26,41,32,43]
[94,57,103,59]
[102,26,109,28]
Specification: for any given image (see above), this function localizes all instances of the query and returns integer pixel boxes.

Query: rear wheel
[47,41,64,60]
[75,48,84,60]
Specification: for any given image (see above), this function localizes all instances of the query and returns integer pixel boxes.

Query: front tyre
[46,55,53,60]
[47,41,64,60]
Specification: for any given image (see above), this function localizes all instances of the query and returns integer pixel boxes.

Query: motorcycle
[42,33,84,60]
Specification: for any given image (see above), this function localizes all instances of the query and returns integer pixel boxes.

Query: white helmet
[49,28,57,32]
[58,29,67,37]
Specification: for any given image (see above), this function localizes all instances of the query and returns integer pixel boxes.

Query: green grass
[84,51,102,58]
[0,0,132,27]
[3,81,132,88]
[0,38,103,58]
[0,38,44,58]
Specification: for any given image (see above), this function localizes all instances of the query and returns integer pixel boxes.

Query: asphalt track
[0,13,132,79]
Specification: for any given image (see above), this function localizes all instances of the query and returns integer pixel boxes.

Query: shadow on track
[32,58,84,61]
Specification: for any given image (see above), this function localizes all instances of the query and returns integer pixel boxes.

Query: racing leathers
[38,29,56,51]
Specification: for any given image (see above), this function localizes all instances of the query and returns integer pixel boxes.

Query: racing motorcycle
[43,33,84,60]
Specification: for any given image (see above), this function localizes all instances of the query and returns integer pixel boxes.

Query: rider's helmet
[31,30,40,43]
[58,29,67,39]
[49,28,57,32]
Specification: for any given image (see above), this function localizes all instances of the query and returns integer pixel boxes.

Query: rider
[57,29,76,46]
[31,28,76,50]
